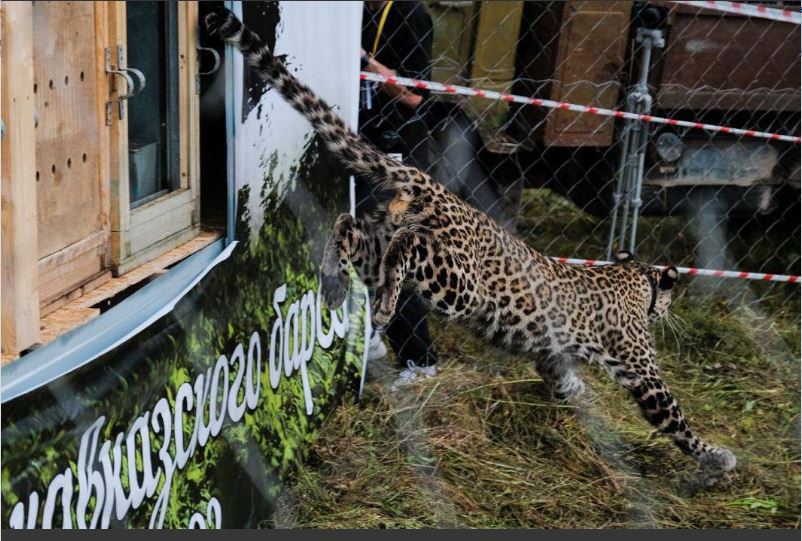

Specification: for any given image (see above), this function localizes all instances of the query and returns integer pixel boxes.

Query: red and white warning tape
[551,257,800,284]
[674,1,801,25]
[360,71,802,144]
[360,72,800,283]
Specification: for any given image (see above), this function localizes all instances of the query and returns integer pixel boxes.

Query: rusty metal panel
[468,1,525,131]
[426,1,479,85]
[544,1,630,147]
[654,3,801,111]
[515,1,630,148]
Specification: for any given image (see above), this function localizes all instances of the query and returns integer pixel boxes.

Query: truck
[423,0,800,222]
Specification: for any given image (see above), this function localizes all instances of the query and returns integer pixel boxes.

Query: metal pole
[617,89,643,252]
[617,131,635,250]
[628,99,651,253]
[605,117,634,260]
[626,29,663,253]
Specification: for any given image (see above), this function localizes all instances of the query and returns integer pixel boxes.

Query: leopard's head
[614,250,678,323]
[645,265,679,323]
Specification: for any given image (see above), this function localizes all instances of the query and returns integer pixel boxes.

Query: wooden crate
[1,2,41,353]
[33,1,112,315]
[2,1,202,354]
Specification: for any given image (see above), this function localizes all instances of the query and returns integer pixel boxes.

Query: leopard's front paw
[371,297,394,330]
[696,447,737,488]
[321,273,348,309]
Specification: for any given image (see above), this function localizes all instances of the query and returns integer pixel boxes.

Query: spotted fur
[206,8,735,481]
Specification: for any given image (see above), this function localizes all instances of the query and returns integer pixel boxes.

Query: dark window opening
[126,1,181,208]
[198,1,228,234]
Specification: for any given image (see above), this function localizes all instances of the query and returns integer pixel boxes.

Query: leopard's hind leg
[370,228,420,328]
[536,354,585,402]
[321,213,383,308]
[600,345,736,485]
[371,229,479,329]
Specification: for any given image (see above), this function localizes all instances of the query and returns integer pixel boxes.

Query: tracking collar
[646,273,658,315]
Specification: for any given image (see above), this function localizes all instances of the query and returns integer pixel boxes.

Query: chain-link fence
[359,0,800,319]
[356,0,800,472]
[266,2,802,528]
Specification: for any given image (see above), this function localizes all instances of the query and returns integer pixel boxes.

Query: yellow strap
[371,1,394,57]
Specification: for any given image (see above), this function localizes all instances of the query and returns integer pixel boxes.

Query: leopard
[205,7,736,482]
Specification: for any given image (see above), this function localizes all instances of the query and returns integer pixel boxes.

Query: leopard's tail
[204,7,431,192]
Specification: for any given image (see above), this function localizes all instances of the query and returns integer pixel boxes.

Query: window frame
[107,1,201,275]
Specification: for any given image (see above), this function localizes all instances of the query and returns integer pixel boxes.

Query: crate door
[108,1,200,274]
[33,1,111,314]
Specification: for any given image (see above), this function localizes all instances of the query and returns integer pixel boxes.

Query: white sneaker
[367,328,388,361]
[390,360,438,390]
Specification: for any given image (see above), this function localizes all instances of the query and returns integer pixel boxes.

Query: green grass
[270,189,800,528]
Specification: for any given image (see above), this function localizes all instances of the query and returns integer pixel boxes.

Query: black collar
[646,273,658,316]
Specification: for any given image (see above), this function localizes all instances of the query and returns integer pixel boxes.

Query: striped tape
[551,257,800,284]
[360,71,802,144]
[674,1,801,25]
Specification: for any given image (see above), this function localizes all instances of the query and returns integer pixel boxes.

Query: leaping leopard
[205,7,736,482]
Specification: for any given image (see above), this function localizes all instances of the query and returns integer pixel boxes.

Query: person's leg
[385,290,438,366]
[383,117,439,370]
[355,118,438,372]
[400,113,432,171]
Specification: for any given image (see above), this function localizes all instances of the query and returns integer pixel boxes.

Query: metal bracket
[195,35,221,94]
[105,45,146,125]
[606,28,665,259]
[636,27,665,49]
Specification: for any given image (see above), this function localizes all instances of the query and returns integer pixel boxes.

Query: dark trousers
[357,113,438,367]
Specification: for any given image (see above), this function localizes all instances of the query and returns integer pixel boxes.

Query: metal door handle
[195,34,221,94]
[115,44,147,96]
[105,45,147,124]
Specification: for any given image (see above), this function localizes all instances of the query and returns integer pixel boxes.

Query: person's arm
[361,49,423,110]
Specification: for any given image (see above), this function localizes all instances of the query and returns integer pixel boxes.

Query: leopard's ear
[614,250,635,264]
[659,266,679,290]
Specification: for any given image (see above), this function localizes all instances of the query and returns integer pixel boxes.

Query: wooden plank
[178,1,190,192]
[40,274,112,317]
[33,1,105,257]
[39,267,113,317]
[107,1,131,242]
[128,202,195,255]
[38,249,104,309]
[30,1,112,308]
[82,230,219,309]
[1,2,41,354]
[37,230,106,275]
[113,225,200,277]
[128,188,193,229]
[41,230,219,348]
[38,306,100,346]
[185,1,201,225]
[95,2,112,268]
[4,229,220,364]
